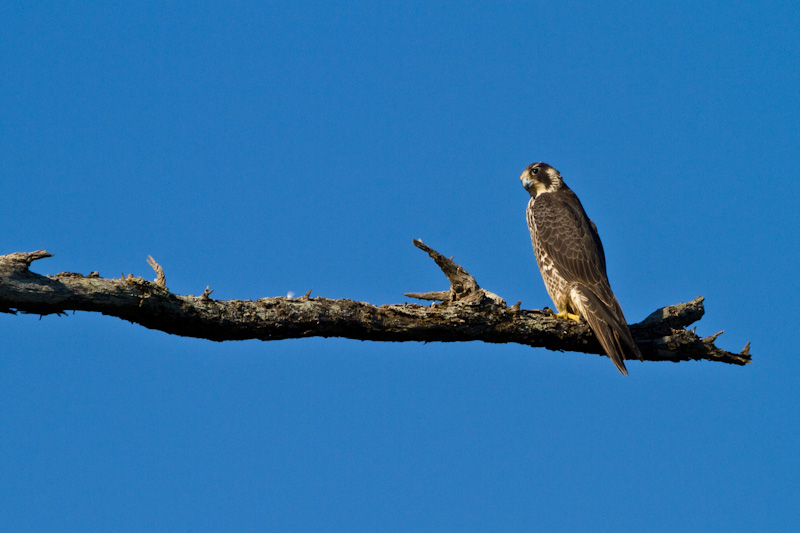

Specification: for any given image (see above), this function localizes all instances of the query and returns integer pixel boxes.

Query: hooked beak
[520,170,535,191]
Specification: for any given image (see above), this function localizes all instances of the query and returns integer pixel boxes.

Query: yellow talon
[551,309,582,322]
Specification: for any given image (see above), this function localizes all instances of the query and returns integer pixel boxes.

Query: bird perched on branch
[521,162,642,375]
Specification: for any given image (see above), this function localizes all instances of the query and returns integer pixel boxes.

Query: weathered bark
[0,242,751,367]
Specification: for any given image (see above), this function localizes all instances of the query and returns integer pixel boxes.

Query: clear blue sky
[2,1,798,531]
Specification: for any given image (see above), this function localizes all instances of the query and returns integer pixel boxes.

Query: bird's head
[520,162,563,197]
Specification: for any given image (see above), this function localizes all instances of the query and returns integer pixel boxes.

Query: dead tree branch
[0,243,751,367]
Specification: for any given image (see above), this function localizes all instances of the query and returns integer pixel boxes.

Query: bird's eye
[531,167,539,175]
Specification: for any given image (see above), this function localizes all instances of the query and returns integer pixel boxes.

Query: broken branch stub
[405,239,506,307]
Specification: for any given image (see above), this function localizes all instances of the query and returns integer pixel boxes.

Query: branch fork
[404,239,505,308]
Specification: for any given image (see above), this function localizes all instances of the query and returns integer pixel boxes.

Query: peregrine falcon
[521,162,642,375]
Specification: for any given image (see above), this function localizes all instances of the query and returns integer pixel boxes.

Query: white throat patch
[533,179,552,196]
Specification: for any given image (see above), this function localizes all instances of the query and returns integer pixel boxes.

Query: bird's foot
[547,308,583,322]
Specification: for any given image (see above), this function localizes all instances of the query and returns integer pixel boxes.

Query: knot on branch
[404,239,506,308]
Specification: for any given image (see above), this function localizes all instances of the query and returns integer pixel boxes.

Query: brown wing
[588,219,606,273]
[532,189,609,291]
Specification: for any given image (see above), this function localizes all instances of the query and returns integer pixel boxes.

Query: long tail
[572,285,642,376]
